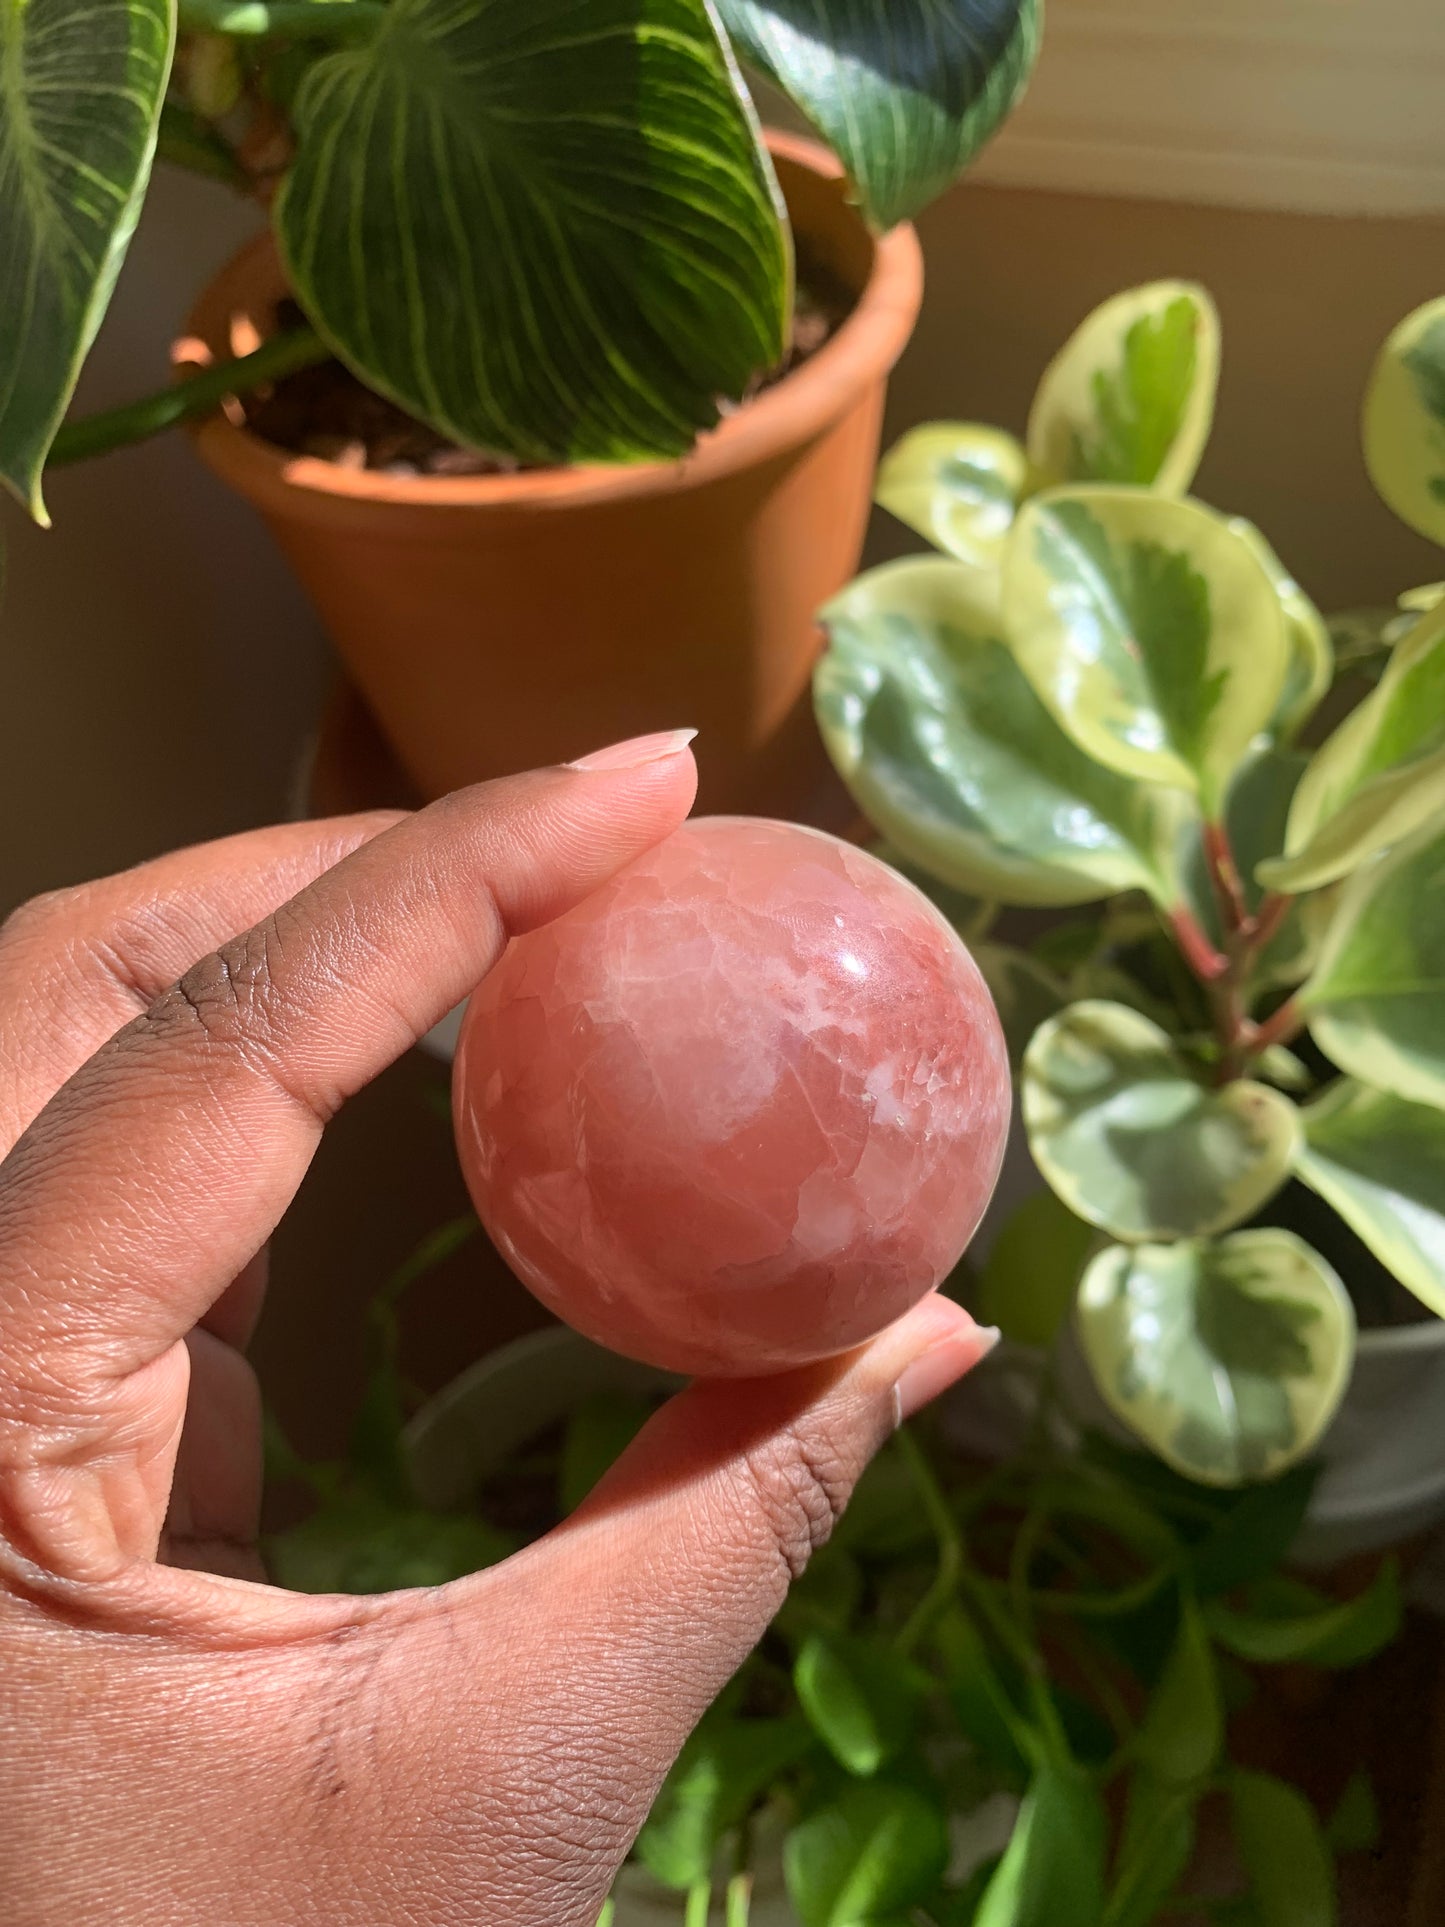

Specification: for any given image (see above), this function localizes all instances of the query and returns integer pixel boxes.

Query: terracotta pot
[181,133,924,816]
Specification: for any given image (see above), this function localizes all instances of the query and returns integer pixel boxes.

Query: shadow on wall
[3,167,1444,911]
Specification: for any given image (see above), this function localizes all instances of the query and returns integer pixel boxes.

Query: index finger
[0,740,696,1456]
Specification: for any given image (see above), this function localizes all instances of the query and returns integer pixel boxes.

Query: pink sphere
[453,818,1010,1376]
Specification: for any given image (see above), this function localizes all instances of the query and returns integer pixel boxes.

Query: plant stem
[1246,994,1305,1056]
[685,1881,713,1927]
[1249,891,1293,954]
[47,328,330,468]
[1203,819,1251,939]
[178,0,387,38]
[725,1874,753,1927]
[893,1426,964,1658]
[1168,905,1228,983]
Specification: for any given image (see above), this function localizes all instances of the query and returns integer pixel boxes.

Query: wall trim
[974,0,1445,215]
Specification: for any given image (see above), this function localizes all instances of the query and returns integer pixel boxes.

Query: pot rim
[178,130,924,515]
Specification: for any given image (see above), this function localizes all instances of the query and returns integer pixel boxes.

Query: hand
[0,738,993,1926]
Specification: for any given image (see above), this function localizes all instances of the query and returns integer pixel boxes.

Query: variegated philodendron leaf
[1295,1080,1445,1319]
[816,557,1190,908]
[1363,295,1445,546]
[0,0,174,522]
[874,424,1030,568]
[1228,520,1333,743]
[1259,600,1445,894]
[1301,818,1445,1109]
[1023,1001,1298,1242]
[276,0,788,465]
[1027,281,1220,494]
[716,0,1040,232]
[1003,488,1291,812]
[1075,1231,1356,1486]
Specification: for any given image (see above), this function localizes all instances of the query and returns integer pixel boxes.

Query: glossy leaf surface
[1027,282,1220,494]
[817,557,1188,908]
[717,0,1041,230]
[1294,1080,1445,1317]
[1004,488,1290,810]
[1023,1002,1299,1242]
[0,0,173,521]
[1303,818,1445,1108]
[1363,294,1445,546]
[1261,601,1445,893]
[1076,1231,1355,1486]
[277,0,787,464]
[875,422,1030,566]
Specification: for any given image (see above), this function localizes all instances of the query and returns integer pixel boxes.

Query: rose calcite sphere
[454,818,1011,1377]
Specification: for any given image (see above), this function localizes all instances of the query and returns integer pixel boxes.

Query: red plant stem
[1247,995,1306,1057]
[1249,891,1293,953]
[1203,819,1251,939]
[1169,906,1229,983]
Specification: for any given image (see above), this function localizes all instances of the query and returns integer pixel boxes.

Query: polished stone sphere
[454,818,1010,1376]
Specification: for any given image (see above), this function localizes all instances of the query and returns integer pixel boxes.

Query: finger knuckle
[145,922,285,1058]
[0,885,94,964]
[737,1422,857,1581]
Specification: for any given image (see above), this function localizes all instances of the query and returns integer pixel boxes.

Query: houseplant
[0,0,1038,813]
[267,1228,1401,1925]
[814,280,1445,1515]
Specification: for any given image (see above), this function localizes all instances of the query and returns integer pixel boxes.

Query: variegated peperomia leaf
[0,0,174,522]
[1295,1080,1445,1319]
[1003,489,1291,812]
[716,0,1041,232]
[815,557,1191,907]
[1075,1231,1356,1486]
[1259,600,1445,894]
[1027,281,1220,494]
[874,424,1031,568]
[1228,520,1333,743]
[1301,818,1445,1109]
[276,0,788,465]
[1023,1002,1298,1242]
[1363,295,1445,546]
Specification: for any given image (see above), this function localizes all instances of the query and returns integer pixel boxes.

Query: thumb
[375,1293,995,1926]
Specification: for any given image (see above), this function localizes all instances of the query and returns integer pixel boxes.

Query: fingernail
[893,1302,1000,1425]
[568,728,698,773]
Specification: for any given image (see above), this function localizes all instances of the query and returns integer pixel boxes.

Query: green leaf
[1027,282,1220,493]
[1363,295,1445,546]
[0,0,174,522]
[783,1780,950,1927]
[558,1390,656,1515]
[1186,1463,1320,1597]
[1207,1558,1400,1671]
[1301,818,1445,1108]
[1327,1770,1381,1857]
[1023,1002,1300,1242]
[275,0,788,465]
[1260,600,1445,893]
[1106,1774,1198,1927]
[973,1762,1107,1927]
[816,557,1190,909]
[265,1492,514,1593]
[1229,1771,1336,1927]
[775,1543,866,1641]
[1294,1079,1445,1316]
[717,0,1041,232]
[977,1189,1097,1347]
[935,1607,1033,1782]
[1228,522,1333,743]
[1136,1597,1222,1785]
[639,1715,814,1889]
[875,424,1031,567]
[1075,1231,1355,1487]
[794,1632,928,1777]
[1004,489,1291,812]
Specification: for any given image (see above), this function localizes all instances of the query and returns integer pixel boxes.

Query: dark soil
[244,247,857,476]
